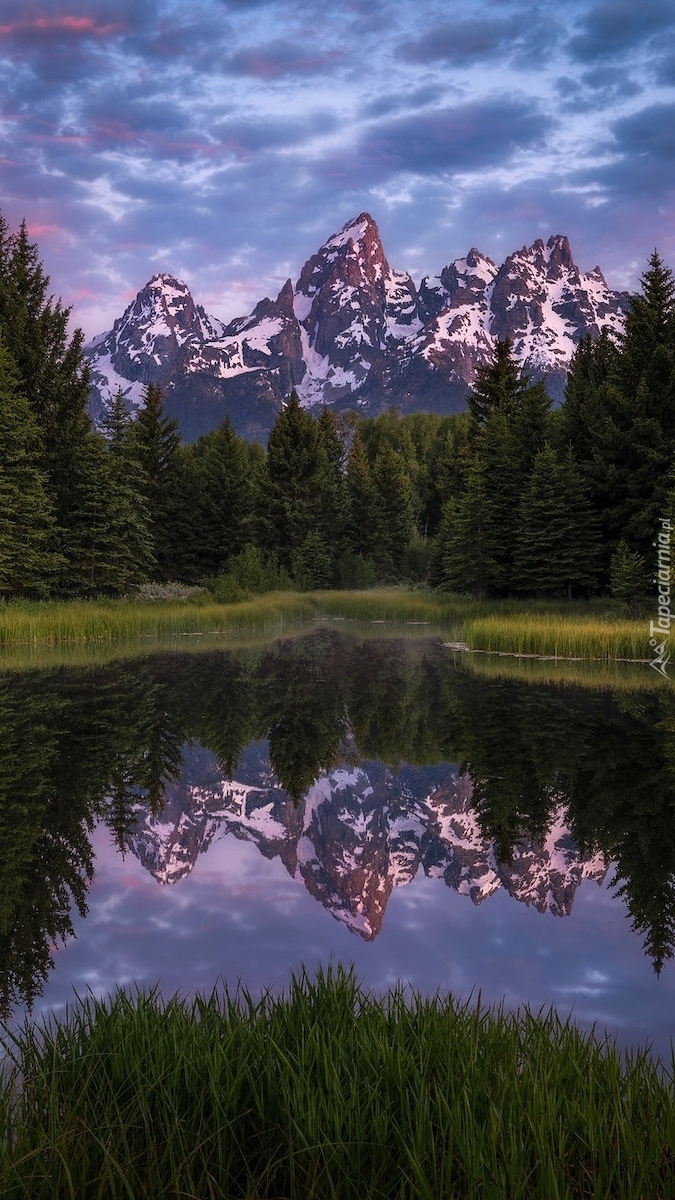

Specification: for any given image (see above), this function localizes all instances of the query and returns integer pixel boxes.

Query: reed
[462,611,648,662]
[0,593,318,648]
[1,967,674,1199]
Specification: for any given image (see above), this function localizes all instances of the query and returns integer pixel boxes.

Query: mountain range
[128,742,608,940]
[85,213,629,442]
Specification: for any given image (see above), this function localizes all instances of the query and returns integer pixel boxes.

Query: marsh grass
[0,592,318,648]
[462,612,648,662]
[1,966,674,1199]
[0,590,651,666]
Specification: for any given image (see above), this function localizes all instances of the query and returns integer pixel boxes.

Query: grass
[1,966,674,1199]
[0,592,318,648]
[0,590,653,667]
[461,611,648,663]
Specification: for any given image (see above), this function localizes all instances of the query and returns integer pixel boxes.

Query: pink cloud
[0,15,123,38]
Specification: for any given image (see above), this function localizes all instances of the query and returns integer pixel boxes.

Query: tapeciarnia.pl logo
[650,517,672,678]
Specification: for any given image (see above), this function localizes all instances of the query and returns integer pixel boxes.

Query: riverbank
[0,590,651,663]
[2,967,673,1198]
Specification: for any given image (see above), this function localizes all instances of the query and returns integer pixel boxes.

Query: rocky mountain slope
[86,214,629,441]
[128,743,608,940]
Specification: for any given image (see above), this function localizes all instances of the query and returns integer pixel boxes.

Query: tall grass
[462,612,648,662]
[1,967,674,1199]
[0,592,318,648]
[0,590,652,664]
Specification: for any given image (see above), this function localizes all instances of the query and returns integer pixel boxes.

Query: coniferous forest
[1,211,674,604]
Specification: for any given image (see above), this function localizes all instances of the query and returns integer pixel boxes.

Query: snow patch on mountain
[85,220,629,435]
[126,744,609,939]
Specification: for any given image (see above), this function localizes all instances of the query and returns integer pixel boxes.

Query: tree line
[1,210,673,601]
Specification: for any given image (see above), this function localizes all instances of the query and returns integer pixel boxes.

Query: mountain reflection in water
[130,743,607,939]
[1,629,675,1022]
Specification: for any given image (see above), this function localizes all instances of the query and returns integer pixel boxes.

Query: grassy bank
[2,968,673,1199]
[0,590,651,664]
[461,610,647,662]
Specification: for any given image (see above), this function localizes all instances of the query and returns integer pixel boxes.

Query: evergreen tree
[292,531,333,590]
[315,405,346,558]
[610,541,649,617]
[188,417,254,578]
[557,253,675,571]
[0,340,62,595]
[260,392,326,569]
[371,442,416,576]
[344,430,379,564]
[513,445,599,598]
[437,459,500,599]
[65,424,153,597]
[130,383,183,579]
[0,217,91,557]
[468,337,529,425]
[99,390,155,588]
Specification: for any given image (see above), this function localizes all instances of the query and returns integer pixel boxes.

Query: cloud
[354,98,551,179]
[554,65,642,112]
[225,38,344,78]
[401,16,523,65]
[363,86,445,120]
[567,0,675,62]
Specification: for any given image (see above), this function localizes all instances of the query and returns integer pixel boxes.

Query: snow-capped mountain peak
[85,216,630,440]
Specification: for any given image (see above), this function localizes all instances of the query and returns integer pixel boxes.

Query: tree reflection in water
[1,630,675,1016]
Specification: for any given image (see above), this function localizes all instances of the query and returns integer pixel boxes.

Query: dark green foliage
[292,530,333,590]
[436,460,501,599]
[610,540,649,617]
[3,966,675,1199]
[260,391,329,569]
[0,215,91,589]
[344,430,379,566]
[513,445,600,598]
[130,382,183,580]
[558,253,675,571]
[371,441,416,574]
[0,342,62,596]
[184,417,255,578]
[468,336,529,424]
[64,427,154,597]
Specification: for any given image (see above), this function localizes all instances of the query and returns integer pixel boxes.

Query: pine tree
[344,430,379,563]
[468,338,529,425]
[99,390,155,589]
[0,340,63,595]
[65,422,153,597]
[513,445,599,598]
[188,417,254,578]
[315,405,346,556]
[371,442,416,576]
[0,217,91,555]
[610,541,648,617]
[260,391,326,569]
[437,458,500,599]
[130,383,182,580]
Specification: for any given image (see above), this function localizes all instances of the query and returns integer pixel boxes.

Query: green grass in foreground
[2,967,674,1199]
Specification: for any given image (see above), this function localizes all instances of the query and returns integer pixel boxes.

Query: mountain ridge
[86,214,629,441]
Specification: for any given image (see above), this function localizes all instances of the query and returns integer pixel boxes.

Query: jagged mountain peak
[325,211,381,249]
[85,214,629,439]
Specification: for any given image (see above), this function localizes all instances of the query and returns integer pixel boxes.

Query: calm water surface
[2,628,675,1058]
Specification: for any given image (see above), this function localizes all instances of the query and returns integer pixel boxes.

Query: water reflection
[1,629,675,1018]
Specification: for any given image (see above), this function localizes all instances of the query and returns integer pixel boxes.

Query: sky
[1,0,674,340]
